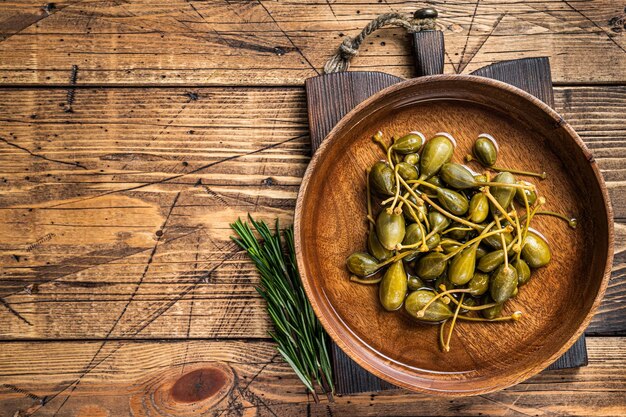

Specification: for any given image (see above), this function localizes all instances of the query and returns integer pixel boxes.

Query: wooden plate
[294,75,613,395]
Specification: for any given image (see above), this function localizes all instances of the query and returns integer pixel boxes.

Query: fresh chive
[230,215,334,402]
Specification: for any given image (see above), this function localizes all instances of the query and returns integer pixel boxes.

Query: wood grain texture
[0,338,625,416]
[0,0,625,85]
[0,86,624,341]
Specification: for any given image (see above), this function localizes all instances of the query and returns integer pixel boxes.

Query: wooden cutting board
[305,31,588,395]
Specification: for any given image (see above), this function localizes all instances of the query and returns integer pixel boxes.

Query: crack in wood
[45,133,307,209]
[0,297,32,327]
[49,190,182,416]
[458,0,482,74]
[29,244,242,416]
[256,0,320,75]
[0,136,87,170]
[458,13,506,73]
[561,0,626,55]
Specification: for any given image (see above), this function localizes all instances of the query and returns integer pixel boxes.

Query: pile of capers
[346,132,576,352]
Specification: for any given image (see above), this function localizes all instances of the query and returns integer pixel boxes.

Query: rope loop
[323,9,438,74]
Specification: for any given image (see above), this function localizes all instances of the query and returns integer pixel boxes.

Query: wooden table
[0,1,624,416]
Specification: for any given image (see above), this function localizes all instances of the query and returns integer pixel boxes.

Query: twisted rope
[323,12,437,74]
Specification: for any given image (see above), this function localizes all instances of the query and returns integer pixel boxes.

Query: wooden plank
[0,337,624,416]
[0,86,624,340]
[0,0,625,85]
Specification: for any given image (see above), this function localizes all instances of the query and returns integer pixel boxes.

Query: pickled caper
[405,290,453,322]
[473,135,497,166]
[376,210,405,251]
[379,260,408,311]
[521,231,551,268]
[347,129,573,353]
[419,135,455,180]
[370,161,395,196]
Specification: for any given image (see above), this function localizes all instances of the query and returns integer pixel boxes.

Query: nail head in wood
[414,8,438,20]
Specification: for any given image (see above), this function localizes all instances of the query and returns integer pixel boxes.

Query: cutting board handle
[411,8,445,76]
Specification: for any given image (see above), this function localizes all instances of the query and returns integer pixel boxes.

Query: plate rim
[294,73,614,396]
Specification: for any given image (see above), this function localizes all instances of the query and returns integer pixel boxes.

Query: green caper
[402,223,423,246]
[368,230,393,261]
[477,249,505,273]
[396,162,419,181]
[515,181,537,205]
[407,273,426,291]
[446,222,469,240]
[369,161,395,196]
[490,172,516,213]
[392,132,425,154]
[416,252,447,280]
[474,174,488,184]
[469,193,489,223]
[473,135,497,166]
[513,258,531,286]
[483,231,513,250]
[436,188,469,216]
[434,272,454,291]
[402,194,426,221]
[440,238,462,254]
[404,153,420,166]
[346,252,380,277]
[521,231,551,268]
[440,163,479,189]
[475,245,488,260]
[401,223,424,261]
[419,135,455,180]
[379,260,408,311]
[376,210,406,250]
[426,175,444,189]
[405,290,453,322]
[490,264,518,303]
[459,296,478,313]
[425,233,441,250]
[468,272,489,296]
[448,244,477,285]
[480,296,503,319]
[428,211,450,234]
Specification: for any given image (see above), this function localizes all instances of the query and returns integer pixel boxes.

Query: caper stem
[457,311,523,322]
[397,195,429,250]
[416,289,475,318]
[400,177,485,231]
[445,294,464,352]
[517,187,531,263]
[494,216,509,270]
[441,226,509,261]
[375,249,414,269]
[491,166,547,179]
[350,275,382,285]
[447,297,499,311]
[366,168,375,227]
[386,144,396,169]
[482,187,516,225]
[519,197,545,246]
[439,320,448,352]
[416,179,439,191]
[442,226,473,235]
[481,181,535,190]
[389,165,402,211]
[419,192,484,231]
[508,202,523,262]
[536,210,578,229]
